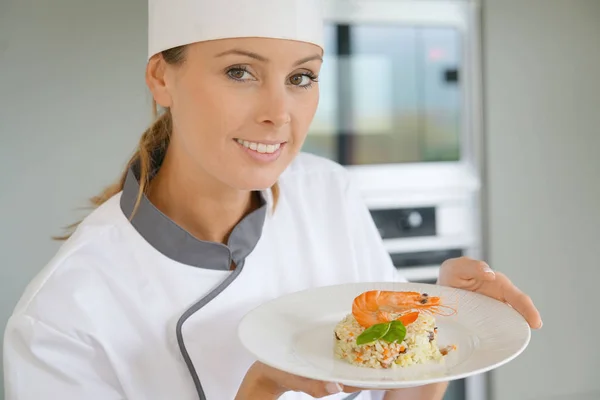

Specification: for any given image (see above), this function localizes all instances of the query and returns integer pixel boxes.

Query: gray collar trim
[119,164,267,271]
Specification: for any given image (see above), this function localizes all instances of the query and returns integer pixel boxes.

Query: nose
[255,83,291,129]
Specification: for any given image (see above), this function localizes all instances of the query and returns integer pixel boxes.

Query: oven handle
[395,265,440,283]
[390,248,464,283]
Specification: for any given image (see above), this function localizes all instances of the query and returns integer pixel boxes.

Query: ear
[146,54,172,108]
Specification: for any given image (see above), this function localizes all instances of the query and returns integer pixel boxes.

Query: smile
[235,139,283,154]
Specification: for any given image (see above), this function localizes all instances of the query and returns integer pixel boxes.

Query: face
[148,37,323,192]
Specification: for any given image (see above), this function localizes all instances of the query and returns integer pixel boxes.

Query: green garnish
[356,320,407,346]
[356,322,391,345]
[382,320,407,343]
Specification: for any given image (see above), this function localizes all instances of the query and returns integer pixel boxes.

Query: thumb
[478,262,496,281]
[324,383,344,394]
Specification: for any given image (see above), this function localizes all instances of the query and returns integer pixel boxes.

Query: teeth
[236,139,282,154]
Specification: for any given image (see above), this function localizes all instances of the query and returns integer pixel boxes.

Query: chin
[234,177,280,192]
[222,168,279,192]
[227,158,291,191]
[219,151,295,192]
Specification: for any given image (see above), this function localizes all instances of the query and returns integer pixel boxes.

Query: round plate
[238,281,531,389]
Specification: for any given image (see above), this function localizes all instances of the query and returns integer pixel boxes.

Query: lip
[235,139,286,163]
[235,138,287,145]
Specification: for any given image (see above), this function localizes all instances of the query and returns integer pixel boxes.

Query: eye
[226,66,254,81]
[289,72,318,88]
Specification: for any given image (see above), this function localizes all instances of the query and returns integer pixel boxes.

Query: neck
[146,150,260,245]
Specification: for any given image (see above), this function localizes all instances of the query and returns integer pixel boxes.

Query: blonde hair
[55,45,279,241]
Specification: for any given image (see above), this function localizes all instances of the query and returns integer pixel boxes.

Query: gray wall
[482,1,600,399]
[0,0,148,396]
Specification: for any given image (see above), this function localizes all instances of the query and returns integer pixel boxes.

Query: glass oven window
[304,23,463,165]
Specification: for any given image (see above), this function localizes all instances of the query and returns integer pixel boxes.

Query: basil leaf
[382,320,407,344]
[356,322,391,346]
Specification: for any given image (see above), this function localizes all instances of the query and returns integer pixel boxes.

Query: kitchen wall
[0,0,149,396]
[482,0,600,399]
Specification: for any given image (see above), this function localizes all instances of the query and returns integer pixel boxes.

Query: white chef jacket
[3,152,406,400]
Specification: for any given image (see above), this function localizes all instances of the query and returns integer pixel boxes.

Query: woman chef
[3,0,542,399]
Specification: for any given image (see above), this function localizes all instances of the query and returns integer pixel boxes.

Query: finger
[323,382,345,395]
[442,258,496,288]
[501,279,543,329]
[342,385,365,393]
[320,382,364,396]
[288,380,344,398]
[477,261,497,281]
[299,380,346,398]
[261,363,346,398]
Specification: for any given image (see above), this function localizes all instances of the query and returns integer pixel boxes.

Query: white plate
[238,281,531,389]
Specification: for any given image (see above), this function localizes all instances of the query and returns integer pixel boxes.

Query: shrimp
[351,290,456,328]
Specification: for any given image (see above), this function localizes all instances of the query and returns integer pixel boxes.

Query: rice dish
[333,312,450,369]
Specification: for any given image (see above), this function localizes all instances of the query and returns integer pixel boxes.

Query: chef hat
[148,0,326,60]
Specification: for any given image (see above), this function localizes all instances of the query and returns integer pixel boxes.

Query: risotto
[333,312,454,369]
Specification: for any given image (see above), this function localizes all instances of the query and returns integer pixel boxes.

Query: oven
[307,6,464,167]
[302,0,485,196]
[300,2,487,398]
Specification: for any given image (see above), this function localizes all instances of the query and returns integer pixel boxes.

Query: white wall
[482,1,600,399]
[0,1,149,396]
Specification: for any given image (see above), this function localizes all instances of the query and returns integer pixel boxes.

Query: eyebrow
[215,49,323,66]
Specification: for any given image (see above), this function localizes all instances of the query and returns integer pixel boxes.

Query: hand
[437,257,542,329]
[236,361,362,399]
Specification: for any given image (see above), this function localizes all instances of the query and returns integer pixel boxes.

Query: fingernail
[539,320,543,329]
[483,266,495,276]
[325,383,343,394]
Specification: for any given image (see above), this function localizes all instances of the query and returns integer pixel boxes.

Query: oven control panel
[370,207,436,239]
